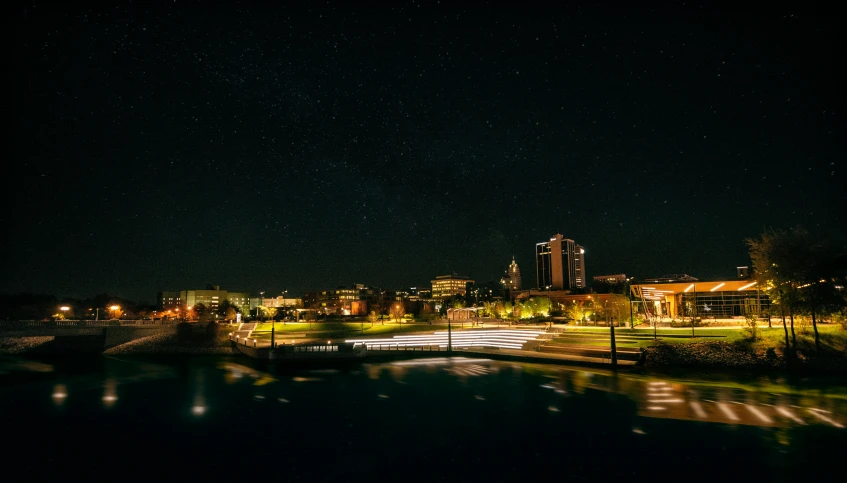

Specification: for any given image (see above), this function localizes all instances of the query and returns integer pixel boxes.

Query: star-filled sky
[6,2,845,303]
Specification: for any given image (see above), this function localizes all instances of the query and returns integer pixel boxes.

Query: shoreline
[3,333,846,375]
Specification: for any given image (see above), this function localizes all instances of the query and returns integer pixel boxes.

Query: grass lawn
[245,321,445,342]
[548,325,847,351]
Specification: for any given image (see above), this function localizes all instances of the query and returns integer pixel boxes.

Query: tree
[217,300,240,321]
[194,303,212,322]
[390,304,405,324]
[262,307,278,321]
[493,301,506,319]
[749,230,795,355]
[747,226,845,354]
[503,301,514,320]
[518,299,536,319]
[535,297,552,317]
[568,301,584,325]
[370,295,385,324]
[800,245,847,351]
[482,301,496,318]
[742,312,759,340]
[368,310,379,328]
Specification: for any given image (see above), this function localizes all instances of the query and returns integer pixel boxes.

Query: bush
[418,313,437,324]
[670,318,710,328]
[742,313,759,340]
[797,316,811,335]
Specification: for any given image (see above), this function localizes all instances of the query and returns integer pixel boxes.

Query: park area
[224,318,847,372]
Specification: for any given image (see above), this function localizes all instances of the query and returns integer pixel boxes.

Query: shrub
[797,316,811,335]
[670,318,710,328]
[742,313,759,340]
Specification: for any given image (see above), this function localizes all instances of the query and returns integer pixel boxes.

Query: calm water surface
[2,355,844,481]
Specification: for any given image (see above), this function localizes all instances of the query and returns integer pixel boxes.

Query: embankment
[104,333,238,355]
[644,340,847,374]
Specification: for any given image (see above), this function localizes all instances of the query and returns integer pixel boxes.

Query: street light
[281,290,289,325]
[109,305,121,320]
[609,300,617,368]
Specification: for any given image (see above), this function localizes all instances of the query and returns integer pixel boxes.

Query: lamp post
[258,291,265,321]
[281,290,288,325]
[626,278,634,329]
[59,306,70,320]
[692,283,697,338]
[109,305,121,320]
[609,302,617,368]
[271,304,276,350]
[447,309,452,353]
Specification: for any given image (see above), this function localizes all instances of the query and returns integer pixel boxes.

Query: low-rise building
[631,279,769,319]
[303,285,373,315]
[642,274,698,283]
[592,274,627,284]
[249,296,303,310]
[157,285,250,314]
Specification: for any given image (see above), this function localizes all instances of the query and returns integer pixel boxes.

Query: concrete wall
[103,326,175,349]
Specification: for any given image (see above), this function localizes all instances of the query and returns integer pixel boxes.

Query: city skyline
[6,3,844,303]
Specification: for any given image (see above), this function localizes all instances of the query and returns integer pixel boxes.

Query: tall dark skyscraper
[535,234,586,290]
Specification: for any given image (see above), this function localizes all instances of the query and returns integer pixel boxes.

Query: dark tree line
[0,293,151,320]
[748,226,847,356]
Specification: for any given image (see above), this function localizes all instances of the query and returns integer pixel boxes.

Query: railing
[293,345,339,353]
[365,344,443,351]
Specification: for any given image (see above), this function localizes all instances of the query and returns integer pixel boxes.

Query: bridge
[0,320,177,350]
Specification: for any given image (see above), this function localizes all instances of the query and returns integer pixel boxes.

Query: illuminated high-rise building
[535,234,586,290]
[431,274,474,299]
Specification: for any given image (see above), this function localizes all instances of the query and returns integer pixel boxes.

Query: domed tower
[505,256,522,291]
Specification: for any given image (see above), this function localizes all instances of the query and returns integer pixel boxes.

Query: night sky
[6,2,845,303]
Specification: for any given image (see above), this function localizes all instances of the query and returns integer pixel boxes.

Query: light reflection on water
[2,355,845,431]
[2,355,845,480]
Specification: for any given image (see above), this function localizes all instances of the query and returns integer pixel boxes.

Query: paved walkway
[231,322,255,341]
[468,347,638,366]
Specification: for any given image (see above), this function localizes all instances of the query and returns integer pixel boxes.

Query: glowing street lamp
[282,289,290,324]
[109,305,121,320]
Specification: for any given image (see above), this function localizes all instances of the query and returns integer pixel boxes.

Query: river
[1,354,844,481]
